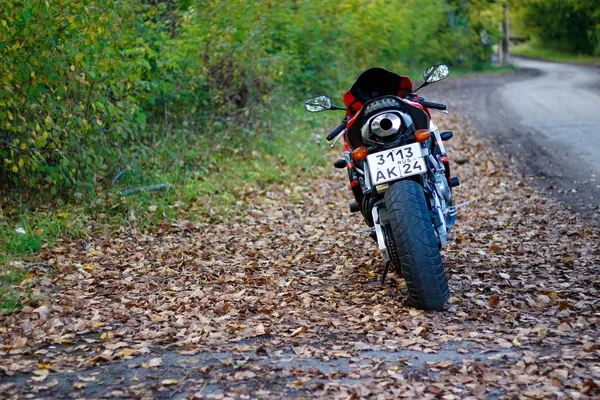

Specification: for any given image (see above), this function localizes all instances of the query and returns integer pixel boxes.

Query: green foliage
[0,265,27,313]
[1,0,501,196]
[510,0,600,56]
[0,1,150,193]
[445,0,504,64]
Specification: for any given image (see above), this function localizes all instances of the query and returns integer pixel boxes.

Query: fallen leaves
[488,294,500,307]
[33,305,51,321]
[0,112,598,399]
[289,326,308,337]
[30,369,48,381]
[10,336,27,347]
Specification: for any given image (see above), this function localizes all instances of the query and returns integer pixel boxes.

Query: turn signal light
[351,146,368,161]
[415,129,431,143]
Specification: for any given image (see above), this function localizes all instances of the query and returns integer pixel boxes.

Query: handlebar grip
[421,101,447,111]
[326,123,346,141]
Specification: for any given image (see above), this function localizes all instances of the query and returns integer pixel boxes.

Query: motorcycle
[305,65,466,310]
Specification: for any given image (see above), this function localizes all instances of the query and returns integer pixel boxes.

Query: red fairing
[341,68,415,147]
[344,112,360,139]
[343,91,363,117]
[342,76,414,115]
[344,138,351,152]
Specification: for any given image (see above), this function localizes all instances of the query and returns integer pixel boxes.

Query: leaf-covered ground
[1,113,599,399]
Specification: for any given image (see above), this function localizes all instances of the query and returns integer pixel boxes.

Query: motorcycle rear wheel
[384,179,450,310]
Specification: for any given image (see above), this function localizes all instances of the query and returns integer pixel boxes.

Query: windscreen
[349,68,413,104]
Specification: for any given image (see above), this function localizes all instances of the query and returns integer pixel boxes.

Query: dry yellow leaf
[117,348,136,357]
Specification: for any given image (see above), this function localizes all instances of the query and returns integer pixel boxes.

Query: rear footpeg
[440,130,453,141]
[334,159,347,169]
[445,202,469,231]
[357,227,376,242]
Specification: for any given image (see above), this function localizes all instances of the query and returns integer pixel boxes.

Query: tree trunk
[502,1,510,66]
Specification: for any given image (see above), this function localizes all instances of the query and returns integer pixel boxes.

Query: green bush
[0,1,151,193]
[0,0,502,197]
[511,0,600,56]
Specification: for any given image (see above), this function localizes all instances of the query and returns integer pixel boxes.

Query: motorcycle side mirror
[414,64,450,92]
[305,95,345,112]
[305,95,333,112]
[423,64,449,83]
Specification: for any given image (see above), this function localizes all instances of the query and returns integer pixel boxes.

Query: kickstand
[381,261,390,285]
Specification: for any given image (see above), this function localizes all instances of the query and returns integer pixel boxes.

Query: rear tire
[384,180,450,310]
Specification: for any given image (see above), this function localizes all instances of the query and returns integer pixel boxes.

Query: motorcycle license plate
[366,143,426,185]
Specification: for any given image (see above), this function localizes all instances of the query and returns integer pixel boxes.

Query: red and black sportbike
[306,65,466,310]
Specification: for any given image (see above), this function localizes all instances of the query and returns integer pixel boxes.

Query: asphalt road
[502,58,600,175]
[423,57,600,215]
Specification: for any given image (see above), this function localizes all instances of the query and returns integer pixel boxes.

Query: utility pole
[502,0,510,66]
